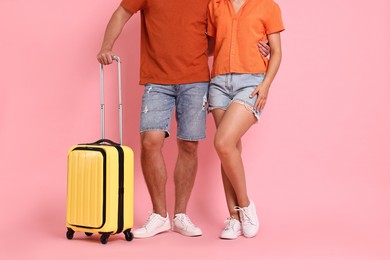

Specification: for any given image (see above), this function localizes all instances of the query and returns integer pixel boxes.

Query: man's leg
[171,140,203,237]
[171,82,208,237]
[141,130,168,217]
[133,84,175,239]
[174,139,198,215]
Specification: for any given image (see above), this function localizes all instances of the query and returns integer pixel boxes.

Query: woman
[207,0,284,239]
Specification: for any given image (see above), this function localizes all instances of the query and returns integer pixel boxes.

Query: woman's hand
[250,82,270,112]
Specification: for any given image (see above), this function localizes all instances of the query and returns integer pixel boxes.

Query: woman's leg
[213,102,256,208]
[212,109,242,220]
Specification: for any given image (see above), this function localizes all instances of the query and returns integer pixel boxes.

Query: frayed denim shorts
[140,82,209,141]
[208,73,265,120]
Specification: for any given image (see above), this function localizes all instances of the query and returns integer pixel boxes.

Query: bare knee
[177,139,198,156]
[214,134,233,157]
[141,131,165,151]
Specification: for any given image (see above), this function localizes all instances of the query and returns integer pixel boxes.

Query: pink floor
[2,188,390,260]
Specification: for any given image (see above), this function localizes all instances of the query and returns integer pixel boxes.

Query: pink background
[1,0,390,259]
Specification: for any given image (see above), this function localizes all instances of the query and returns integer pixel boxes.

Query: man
[97,0,270,239]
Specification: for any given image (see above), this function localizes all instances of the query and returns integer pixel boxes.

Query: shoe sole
[220,231,242,240]
[219,234,241,239]
[242,228,259,238]
[133,225,171,239]
[172,227,202,237]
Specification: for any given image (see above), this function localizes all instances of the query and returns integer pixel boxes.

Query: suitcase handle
[86,139,120,146]
[100,56,123,145]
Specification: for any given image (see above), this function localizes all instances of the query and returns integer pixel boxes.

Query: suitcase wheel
[66,228,74,240]
[85,232,93,237]
[124,229,133,241]
[100,233,110,244]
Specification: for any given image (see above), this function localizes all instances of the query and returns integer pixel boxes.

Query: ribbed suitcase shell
[66,143,134,243]
[66,56,133,244]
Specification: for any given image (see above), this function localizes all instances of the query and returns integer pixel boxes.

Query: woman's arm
[207,36,270,57]
[250,32,282,112]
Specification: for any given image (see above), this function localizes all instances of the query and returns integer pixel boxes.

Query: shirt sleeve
[206,1,216,37]
[120,0,147,13]
[264,1,285,35]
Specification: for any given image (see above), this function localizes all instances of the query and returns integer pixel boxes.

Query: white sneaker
[220,217,242,239]
[235,200,259,238]
[172,213,202,237]
[133,212,171,238]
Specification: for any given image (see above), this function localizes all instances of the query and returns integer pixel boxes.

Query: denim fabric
[208,73,265,120]
[140,82,209,141]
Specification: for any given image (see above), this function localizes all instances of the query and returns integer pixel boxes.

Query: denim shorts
[208,73,265,120]
[140,82,209,141]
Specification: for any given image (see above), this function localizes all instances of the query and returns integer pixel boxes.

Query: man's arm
[97,6,133,65]
[206,36,215,56]
[207,37,270,57]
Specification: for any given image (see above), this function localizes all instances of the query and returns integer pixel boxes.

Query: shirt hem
[139,77,210,85]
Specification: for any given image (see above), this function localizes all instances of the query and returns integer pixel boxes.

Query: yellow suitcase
[66,57,134,244]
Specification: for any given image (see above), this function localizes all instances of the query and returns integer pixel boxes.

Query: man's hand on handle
[97,49,116,65]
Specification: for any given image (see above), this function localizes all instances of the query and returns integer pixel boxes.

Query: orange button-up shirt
[207,0,284,78]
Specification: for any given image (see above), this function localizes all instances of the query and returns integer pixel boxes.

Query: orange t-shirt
[121,0,210,85]
[207,0,285,78]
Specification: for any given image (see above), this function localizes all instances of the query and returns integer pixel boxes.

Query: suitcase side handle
[99,56,123,145]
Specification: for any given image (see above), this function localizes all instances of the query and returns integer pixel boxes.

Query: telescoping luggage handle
[99,56,123,145]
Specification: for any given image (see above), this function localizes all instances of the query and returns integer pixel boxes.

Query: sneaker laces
[142,212,160,229]
[176,214,196,229]
[234,206,255,226]
[224,217,238,231]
